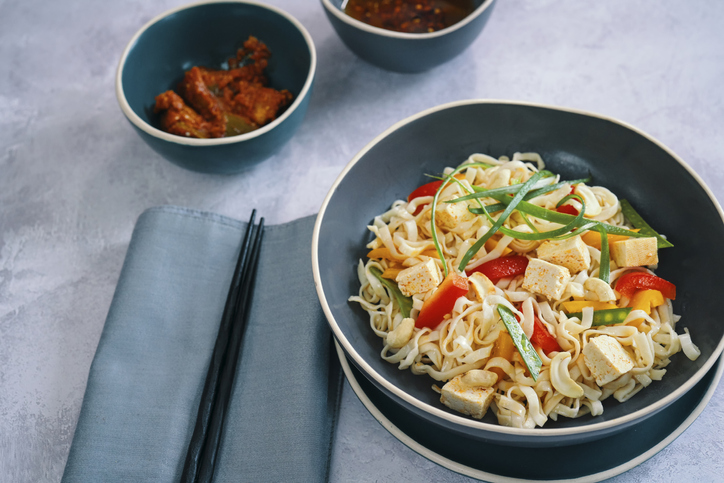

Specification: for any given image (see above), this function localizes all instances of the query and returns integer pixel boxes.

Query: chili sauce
[343,0,476,34]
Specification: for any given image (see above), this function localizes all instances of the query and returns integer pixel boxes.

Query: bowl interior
[120,2,312,135]
[315,101,724,436]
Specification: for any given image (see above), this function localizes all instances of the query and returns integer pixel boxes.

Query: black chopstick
[180,211,264,483]
[196,217,264,482]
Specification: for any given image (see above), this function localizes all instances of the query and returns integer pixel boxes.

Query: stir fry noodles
[349,152,700,428]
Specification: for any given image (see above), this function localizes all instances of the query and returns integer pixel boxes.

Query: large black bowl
[312,100,724,446]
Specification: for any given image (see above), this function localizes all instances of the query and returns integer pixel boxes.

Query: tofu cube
[522,258,570,300]
[468,272,496,301]
[440,374,496,419]
[435,196,474,229]
[460,369,498,388]
[583,335,634,386]
[610,237,658,267]
[395,258,442,297]
[537,235,591,274]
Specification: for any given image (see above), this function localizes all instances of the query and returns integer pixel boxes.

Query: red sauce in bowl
[343,0,475,33]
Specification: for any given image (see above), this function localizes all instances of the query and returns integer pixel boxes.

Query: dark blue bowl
[313,100,724,446]
[321,0,495,73]
[116,1,316,174]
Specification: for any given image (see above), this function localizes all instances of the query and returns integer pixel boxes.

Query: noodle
[349,153,701,428]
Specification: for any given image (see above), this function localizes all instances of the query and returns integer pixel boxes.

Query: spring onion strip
[524,176,592,199]
[519,211,541,233]
[550,222,599,240]
[619,199,674,248]
[430,163,495,277]
[457,171,548,271]
[451,170,555,203]
[465,175,589,198]
[488,197,649,238]
[456,178,591,213]
[369,266,412,318]
[497,305,542,381]
[476,203,506,214]
[450,177,544,239]
[567,307,632,326]
[471,204,585,240]
[597,223,610,283]
[556,193,584,208]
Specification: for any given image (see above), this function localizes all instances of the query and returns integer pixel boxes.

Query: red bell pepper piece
[515,313,561,355]
[468,255,529,282]
[615,272,676,300]
[555,185,580,215]
[555,204,579,216]
[530,316,561,355]
[415,272,469,329]
[408,180,443,202]
[407,180,444,215]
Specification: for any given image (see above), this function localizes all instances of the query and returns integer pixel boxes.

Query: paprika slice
[530,316,561,355]
[615,272,676,300]
[408,180,444,203]
[415,272,469,329]
[467,255,529,282]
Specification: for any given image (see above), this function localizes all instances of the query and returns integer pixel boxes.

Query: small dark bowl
[116,1,316,174]
[312,100,724,446]
[321,0,496,73]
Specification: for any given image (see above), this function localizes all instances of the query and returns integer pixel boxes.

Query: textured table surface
[1,0,723,482]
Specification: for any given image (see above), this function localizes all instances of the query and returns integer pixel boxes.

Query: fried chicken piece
[153,36,293,138]
[176,67,226,126]
[199,36,271,90]
[154,90,224,138]
[228,80,293,126]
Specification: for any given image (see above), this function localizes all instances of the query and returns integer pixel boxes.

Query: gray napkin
[62,206,341,482]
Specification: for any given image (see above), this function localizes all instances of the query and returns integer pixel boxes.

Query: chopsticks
[181,210,265,483]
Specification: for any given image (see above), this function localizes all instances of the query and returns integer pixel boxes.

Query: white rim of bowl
[336,340,724,482]
[312,98,724,439]
[321,0,496,40]
[115,0,317,146]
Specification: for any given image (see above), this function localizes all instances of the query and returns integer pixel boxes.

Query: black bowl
[321,0,496,73]
[116,1,315,174]
[312,100,724,446]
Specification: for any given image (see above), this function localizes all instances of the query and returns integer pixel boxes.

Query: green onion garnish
[457,170,548,271]
[430,163,493,277]
[369,266,412,318]
[470,204,585,241]
[449,170,555,204]
[524,176,592,199]
[497,305,542,381]
[487,197,649,239]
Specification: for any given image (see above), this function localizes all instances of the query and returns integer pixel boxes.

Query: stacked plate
[312,100,724,479]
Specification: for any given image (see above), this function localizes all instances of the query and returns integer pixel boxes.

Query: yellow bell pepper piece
[561,300,618,313]
[380,268,403,280]
[489,331,516,380]
[581,229,640,249]
[484,236,513,256]
[625,289,665,332]
[367,247,392,259]
[627,289,665,315]
[420,249,440,258]
[367,247,408,261]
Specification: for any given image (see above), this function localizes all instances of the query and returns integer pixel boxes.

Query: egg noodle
[349,152,700,428]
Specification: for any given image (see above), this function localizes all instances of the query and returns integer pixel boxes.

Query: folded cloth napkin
[62,206,342,482]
